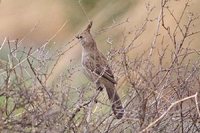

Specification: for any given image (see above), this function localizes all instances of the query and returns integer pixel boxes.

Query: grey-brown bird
[76,21,124,119]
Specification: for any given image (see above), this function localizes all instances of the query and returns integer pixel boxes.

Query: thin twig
[140,93,199,133]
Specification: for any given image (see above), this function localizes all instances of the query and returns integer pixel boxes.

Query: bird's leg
[93,80,103,103]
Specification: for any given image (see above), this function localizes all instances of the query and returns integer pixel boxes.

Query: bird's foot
[97,86,103,91]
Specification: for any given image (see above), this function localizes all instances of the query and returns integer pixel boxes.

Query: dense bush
[0,0,200,132]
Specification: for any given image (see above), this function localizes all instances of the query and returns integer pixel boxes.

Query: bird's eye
[79,36,83,39]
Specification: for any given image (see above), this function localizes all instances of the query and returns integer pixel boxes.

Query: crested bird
[76,21,124,119]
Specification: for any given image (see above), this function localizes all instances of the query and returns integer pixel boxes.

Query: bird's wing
[82,52,117,84]
[94,63,117,84]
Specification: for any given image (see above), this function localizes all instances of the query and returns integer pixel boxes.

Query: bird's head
[76,21,95,48]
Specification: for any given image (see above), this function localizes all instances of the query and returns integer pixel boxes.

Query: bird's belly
[81,54,103,83]
[81,62,100,83]
[82,67,94,81]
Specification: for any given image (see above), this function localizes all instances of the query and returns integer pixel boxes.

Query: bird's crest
[85,21,93,32]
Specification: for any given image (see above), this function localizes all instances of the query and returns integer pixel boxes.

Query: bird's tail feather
[105,84,124,119]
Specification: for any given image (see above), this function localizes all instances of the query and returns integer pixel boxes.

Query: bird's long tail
[105,83,124,119]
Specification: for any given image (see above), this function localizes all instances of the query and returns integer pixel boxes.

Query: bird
[76,21,124,119]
